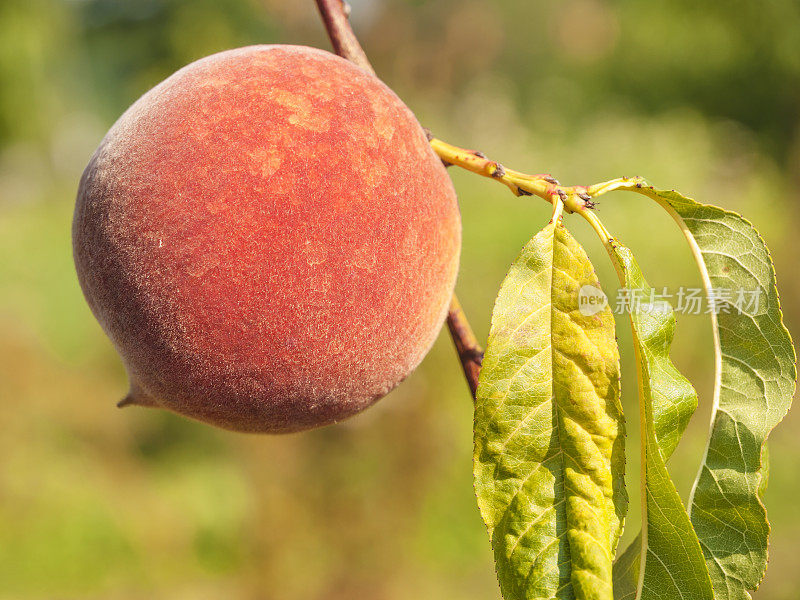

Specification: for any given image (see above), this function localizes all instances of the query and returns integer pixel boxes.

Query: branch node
[491,163,506,178]
[469,348,485,367]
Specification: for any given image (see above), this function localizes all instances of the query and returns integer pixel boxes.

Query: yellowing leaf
[474,221,626,600]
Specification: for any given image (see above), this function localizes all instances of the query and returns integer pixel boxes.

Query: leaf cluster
[474,188,796,600]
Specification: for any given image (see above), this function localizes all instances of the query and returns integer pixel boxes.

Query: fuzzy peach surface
[73,45,461,433]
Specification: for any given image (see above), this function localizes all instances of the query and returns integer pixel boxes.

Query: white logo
[578,285,608,316]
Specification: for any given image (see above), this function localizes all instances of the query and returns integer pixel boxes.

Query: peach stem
[313,0,483,401]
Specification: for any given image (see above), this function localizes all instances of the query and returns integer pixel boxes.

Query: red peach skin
[73,45,461,433]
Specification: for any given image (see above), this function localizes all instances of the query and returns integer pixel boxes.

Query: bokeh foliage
[0,0,799,598]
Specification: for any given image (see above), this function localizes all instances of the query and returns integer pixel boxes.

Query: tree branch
[313,0,483,400]
[314,0,374,74]
[446,297,483,399]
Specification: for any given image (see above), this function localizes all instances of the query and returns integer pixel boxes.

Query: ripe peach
[73,45,460,433]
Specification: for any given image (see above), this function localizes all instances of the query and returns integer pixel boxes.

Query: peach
[73,45,460,433]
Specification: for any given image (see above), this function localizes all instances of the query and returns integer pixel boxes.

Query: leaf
[474,220,627,600]
[635,189,797,600]
[607,242,714,600]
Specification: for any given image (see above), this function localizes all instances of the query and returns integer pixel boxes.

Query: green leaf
[608,242,714,600]
[474,221,627,600]
[637,189,797,600]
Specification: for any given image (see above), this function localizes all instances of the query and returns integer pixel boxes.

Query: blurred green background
[1,0,799,598]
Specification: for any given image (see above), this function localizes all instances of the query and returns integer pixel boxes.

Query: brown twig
[314,0,375,74]
[313,0,483,400]
[446,297,484,399]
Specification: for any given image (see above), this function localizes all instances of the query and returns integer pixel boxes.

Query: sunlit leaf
[607,241,713,600]
[474,220,626,600]
[635,189,797,600]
